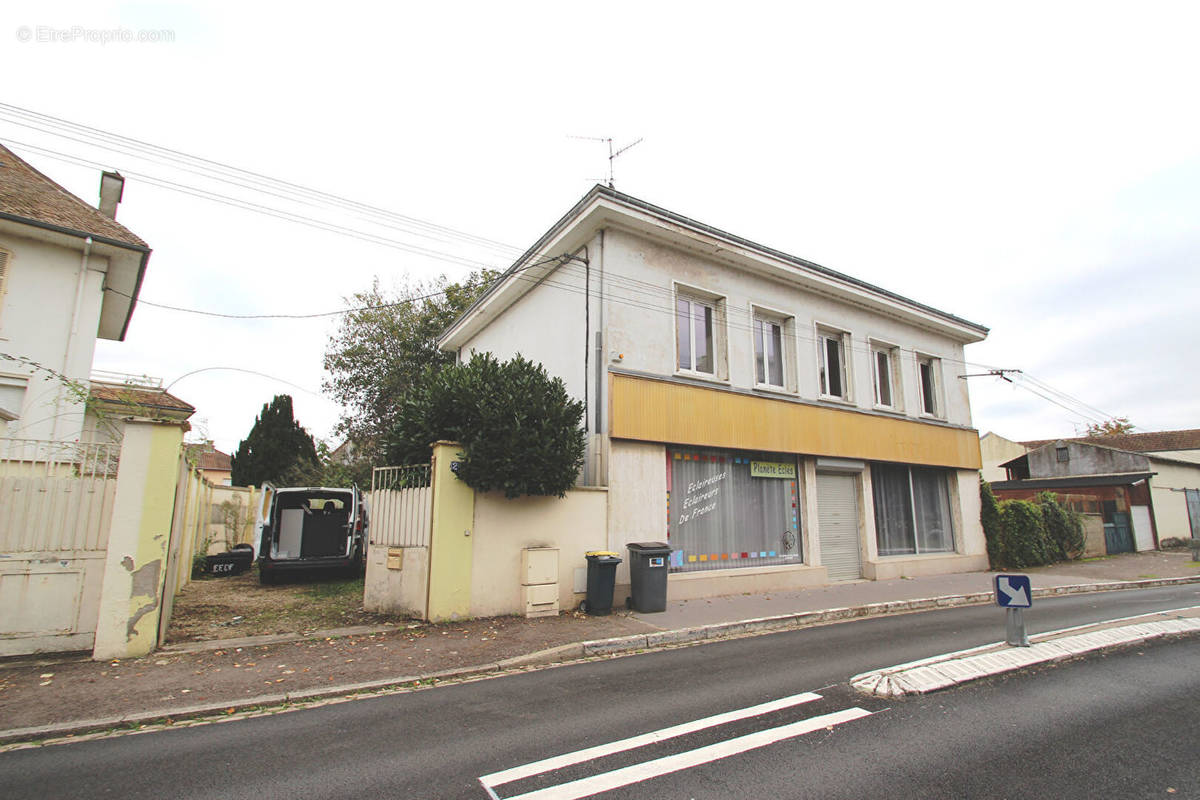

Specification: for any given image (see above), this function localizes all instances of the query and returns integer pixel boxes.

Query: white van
[254,484,369,584]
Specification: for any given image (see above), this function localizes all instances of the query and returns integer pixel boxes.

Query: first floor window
[819,330,847,399]
[676,297,714,374]
[754,317,784,387]
[667,448,802,572]
[872,463,955,555]
[872,345,896,408]
[918,356,940,416]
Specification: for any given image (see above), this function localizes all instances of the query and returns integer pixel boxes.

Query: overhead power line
[0,102,526,259]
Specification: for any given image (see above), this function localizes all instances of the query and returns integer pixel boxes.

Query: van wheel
[259,569,276,585]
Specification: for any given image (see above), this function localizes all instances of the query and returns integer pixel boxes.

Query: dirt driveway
[165,568,397,644]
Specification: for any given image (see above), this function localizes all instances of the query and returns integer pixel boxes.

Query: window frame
[916,353,942,418]
[869,339,901,411]
[674,284,727,381]
[750,304,793,393]
[816,324,851,402]
[871,462,957,556]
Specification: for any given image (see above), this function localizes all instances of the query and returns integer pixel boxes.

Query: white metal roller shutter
[817,473,862,581]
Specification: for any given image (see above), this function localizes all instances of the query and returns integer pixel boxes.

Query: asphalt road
[1,585,1198,799]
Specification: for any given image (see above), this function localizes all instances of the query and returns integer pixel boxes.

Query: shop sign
[750,461,796,479]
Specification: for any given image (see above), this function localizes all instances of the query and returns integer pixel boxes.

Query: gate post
[426,441,475,621]
[93,419,186,660]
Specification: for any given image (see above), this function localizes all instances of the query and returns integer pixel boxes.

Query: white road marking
[495,707,872,800]
[479,692,821,789]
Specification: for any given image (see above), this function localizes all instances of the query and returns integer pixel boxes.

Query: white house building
[438,186,990,598]
[0,142,150,445]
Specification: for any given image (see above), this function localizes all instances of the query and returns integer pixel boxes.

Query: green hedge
[979,480,1086,569]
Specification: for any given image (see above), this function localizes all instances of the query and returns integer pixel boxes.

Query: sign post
[993,574,1032,647]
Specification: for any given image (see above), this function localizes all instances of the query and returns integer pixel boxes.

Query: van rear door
[252,482,276,560]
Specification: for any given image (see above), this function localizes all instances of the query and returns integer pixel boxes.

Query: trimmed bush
[386,353,586,499]
[999,499,1052,568]
[1038,491,1086,560]
[980,479,1003,567]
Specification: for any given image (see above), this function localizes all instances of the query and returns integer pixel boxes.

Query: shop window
[872,463,955,555]
[667,448,802,572]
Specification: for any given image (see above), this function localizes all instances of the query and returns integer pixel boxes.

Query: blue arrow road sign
[994,574,1032,608]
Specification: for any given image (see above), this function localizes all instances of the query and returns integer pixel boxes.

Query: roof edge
[439,185,988,349]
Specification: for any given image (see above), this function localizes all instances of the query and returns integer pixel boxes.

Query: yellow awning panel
[610,373,981,470]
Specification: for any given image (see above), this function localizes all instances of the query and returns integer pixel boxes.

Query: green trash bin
[626,542,671,613]
[582,551,621,616]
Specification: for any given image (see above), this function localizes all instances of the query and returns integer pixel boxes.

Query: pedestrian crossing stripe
[479,692,871,800]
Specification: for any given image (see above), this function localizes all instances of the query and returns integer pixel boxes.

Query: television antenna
[568,135,644,188]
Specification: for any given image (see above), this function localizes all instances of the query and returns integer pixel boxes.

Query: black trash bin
[626,542,671,613]
[582,551,622,616]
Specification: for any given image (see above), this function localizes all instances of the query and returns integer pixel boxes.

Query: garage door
[817,473,861,581]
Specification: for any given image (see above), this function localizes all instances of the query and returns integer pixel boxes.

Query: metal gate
[0,438,120,655]
[369,464,433,548]
[817,472,862,581]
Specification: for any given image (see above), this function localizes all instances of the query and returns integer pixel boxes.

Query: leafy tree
[231,395,319,486]
[1085,417,1135,436]
[322,271,497,471]
[385,353,586,498]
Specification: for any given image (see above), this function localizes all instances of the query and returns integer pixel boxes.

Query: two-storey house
[0,142,150,446]
[439,186,989,598]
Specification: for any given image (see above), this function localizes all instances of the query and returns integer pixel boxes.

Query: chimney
[98,171,125,219]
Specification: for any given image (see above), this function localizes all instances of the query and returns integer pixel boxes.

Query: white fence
[0,437,122,655]
[0,438,120,553]
[370,464,432,548]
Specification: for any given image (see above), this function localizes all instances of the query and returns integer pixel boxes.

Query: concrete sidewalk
[1,551,1197,748]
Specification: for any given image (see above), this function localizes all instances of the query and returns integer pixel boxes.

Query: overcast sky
[3,1,1197,456]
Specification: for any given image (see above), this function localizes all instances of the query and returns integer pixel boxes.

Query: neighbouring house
[983,431,1200,556]
[0,142,193,659]
[434,185,990,602]
[0,143,150,444]
[185,440,234,486]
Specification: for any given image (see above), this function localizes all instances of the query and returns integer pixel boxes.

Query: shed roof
[1022,429,1200,454]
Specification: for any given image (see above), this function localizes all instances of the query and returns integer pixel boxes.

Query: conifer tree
[231,395,319,486]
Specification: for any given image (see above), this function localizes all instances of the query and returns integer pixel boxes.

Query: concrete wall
[1029,441,1149,479]
[94,420,186,659]
[1149,459,1200,541]
[0,232,108,443]
[607,440,668,586]
[458,250,589,407]
[600,229,976,427]
[980,432,1027,482]
[470,488,608,617]
[364,545,428,618]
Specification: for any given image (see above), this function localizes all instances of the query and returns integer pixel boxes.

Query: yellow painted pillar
[426,441,475,621]
[93,419,187,659]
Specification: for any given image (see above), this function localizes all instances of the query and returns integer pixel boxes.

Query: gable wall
[0,231,107,442]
